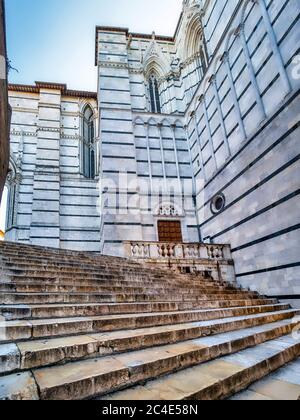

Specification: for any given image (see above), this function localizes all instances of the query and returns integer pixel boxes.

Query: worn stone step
[0,243,135,261]
[1,265,208,280]
[2,277,212,290]
[1,277,230,292]
[1,310,297,375]
[0,291,258,305]
[0,298,277,320]
[2,265,158,278]
[0,251,138,267]
[0,303,290,343]
[98,333,300,401]
[1,254,137,266]
[1,258,220,285]
[2,268,215,283]
[229,358,300,400]
[28,321,300,400]
[1,261,170,279]
[0,283,234,294]
[0,371,39,400]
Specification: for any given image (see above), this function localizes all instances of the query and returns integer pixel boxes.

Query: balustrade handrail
[124,241,232,261]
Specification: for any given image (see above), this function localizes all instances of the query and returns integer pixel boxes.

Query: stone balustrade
[123,241,232,261]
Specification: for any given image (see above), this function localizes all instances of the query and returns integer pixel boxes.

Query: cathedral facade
[4,0,300,299]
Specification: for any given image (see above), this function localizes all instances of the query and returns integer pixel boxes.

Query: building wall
[0,0,10,203]
[96,29,198,256]
[5,0,300,298]
[6,87,100,251]
[184,0,300,297]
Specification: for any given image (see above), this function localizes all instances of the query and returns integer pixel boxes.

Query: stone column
[200,95,218,171]
[30,85,61,248]
[221,52,247,141]
[145,123,153,192]
[209,75,231,158]
[157,123,167,189]
[191,111,206,181]
[237,24,266,122]
[171,124,181,182]
[257,0,291,96]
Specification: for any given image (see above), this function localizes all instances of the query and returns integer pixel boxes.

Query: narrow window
[200,47,207,74]
[82,106,96,179]
[148,74,161,114]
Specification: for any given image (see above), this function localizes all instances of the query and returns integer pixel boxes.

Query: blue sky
[5,0,182,91]
[0,0,182,231]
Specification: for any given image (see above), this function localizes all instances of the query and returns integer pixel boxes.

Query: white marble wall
[6,88,100,251]
[96,28,199,256]
[184,0,300,297]
[5,0,300,299]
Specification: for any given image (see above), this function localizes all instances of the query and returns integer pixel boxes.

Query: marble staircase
[0,241,299,400]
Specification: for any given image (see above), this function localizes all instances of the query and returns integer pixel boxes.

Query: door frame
[155,217,188,243]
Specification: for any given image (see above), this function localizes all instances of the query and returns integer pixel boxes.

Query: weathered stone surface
[100,337,300,401]
[34,357,129,401]
[0,372,39,400]
[0,241,300,400]
[230,359,300,400]
[0,343,20,374]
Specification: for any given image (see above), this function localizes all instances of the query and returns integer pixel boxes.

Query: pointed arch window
[148,74,161,114]
[82,105,96,179]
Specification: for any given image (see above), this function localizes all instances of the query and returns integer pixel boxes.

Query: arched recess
[133,116,146,158]
[80,104,97,179]
[144,60,166,114]
[223,28,248,143]
[183,12,208,76]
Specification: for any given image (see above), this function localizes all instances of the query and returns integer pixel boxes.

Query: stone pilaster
[30,86,61,247]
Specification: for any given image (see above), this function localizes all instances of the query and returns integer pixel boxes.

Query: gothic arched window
[148,74,161,114]
[82,105,95,179]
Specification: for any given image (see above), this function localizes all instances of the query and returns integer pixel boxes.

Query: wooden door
[158,221,183,242]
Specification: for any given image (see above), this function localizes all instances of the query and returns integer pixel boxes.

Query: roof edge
[94,25,175,66]
[8,82,97,99]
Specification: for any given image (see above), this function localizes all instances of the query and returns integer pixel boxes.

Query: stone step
[4,319,297,400]
[0,242,134,260]
[1,310,297,375]
[0,303,290,343]
[2,265,162,277]
[1,267,213,281]
[0,299,277,320]
[1,253,131,264]
[2,277,219,290]
[1,276,229,291]
[229,358,300,400]
[0,291,258,305]
[1,259,163,272]
[0,248,137,265]
[1,259,221,286]
[96,333,300,401]
[0,283,234,294]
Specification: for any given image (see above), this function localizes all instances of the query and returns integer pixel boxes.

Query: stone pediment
[142,32,171,77]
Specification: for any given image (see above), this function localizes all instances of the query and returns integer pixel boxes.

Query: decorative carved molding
[10,130,37,137]
[156,202,184,217]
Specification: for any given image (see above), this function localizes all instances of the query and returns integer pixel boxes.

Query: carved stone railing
[123,241,232,261]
